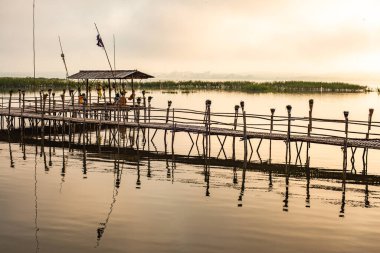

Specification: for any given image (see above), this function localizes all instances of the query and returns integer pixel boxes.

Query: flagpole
[58,36,69,79]
[94,23,115,79]
[113,34,116,71]
[33,0,36,84]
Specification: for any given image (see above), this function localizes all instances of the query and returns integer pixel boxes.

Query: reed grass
[0,77,367,93]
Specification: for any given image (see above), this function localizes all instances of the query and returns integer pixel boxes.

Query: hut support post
[108,79,111,103]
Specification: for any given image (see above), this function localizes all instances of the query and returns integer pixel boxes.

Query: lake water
[1,90,380,253]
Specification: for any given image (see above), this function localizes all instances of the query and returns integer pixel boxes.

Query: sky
[1,0,380,83]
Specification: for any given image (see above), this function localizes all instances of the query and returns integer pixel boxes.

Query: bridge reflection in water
[1,125,379,251]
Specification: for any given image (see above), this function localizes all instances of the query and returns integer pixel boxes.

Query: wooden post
[86,79,89,99]
[163,100,172,144]
[52,92,56,116]
[363,108,374,173]
[343,111,349,180]
[83,96,86,120]
[21,91,25,113]
[42,94,48,135]
[89,85,92,113]
[142,90,146,123]
[21,90,25,130]
[137,97,141,142]
[39,90,43,111]
[131,78,135,108]
[205,100,212,157]
[366,108,374,139]
[8,90,13,116]
[172,107,175,153]
[286,105,292,163]
[148,96,152,123]
[269,108,275,163]
[62,89,66,117]
[61,94,65,115]
[102,85,106,104]
[241,101,247,169]
[166,100,172,123]
[48,89,52,115]
[69,89,74,117]
[18,89,21,109]
[1,95,3,130]
[108,79,111,103]
[308,99,314,136]
[270,108,275,134]
[232,105,240,160]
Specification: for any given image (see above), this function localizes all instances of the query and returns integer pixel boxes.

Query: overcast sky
[1,0,380,82]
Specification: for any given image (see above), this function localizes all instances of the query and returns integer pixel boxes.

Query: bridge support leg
[216,135,227,159]
[295,141,303,166]
[362,148,369,175]
[350,147,357,174]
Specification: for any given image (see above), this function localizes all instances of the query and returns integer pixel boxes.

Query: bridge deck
[2,107,380,150]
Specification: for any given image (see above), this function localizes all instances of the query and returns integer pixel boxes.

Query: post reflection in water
[136,129,141,189]
[82,128,88,178]
[60,121,66,193]
[340,179,346,218]
[283,141,291,212]
[2,119,380,253]
[237,168,246,207]
[96,158,123,247]
[147,128,152,178]
[8,130,14,168]
[34,143,40,253]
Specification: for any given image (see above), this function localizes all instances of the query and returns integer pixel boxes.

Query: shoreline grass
[0,77,367,93]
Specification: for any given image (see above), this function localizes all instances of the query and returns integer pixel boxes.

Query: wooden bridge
[0,90,379,175]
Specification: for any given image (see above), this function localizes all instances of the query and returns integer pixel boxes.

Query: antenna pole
[58,36,69,78]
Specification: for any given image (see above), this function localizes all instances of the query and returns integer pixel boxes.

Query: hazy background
[1,0,380,84]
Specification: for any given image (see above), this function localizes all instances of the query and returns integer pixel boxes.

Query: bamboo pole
[148,96,152,123]
[232,105,239,160]
[343,111,349,181]
[269,108,275,163]
[142,90,146,123]
[21,91,25,130]
[363,108,374,174]
[241,101,247,169]
[286,105,292,163]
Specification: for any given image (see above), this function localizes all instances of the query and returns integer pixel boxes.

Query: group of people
[114,91,135,105]
[78,87,135,106]
[78,93,87,105]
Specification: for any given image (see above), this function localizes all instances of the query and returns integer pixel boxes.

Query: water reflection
[340,180,346,218]
[34,144,40,253]
[96,159,123,247]
[1,127,380,252]
[237,168,246,207]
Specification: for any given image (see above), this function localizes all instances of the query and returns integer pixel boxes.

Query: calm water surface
[1,91,380,253]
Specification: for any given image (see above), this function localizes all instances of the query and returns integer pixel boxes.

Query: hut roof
[68,70,154,80]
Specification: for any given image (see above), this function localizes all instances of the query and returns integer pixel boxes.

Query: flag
[96,34,104,47]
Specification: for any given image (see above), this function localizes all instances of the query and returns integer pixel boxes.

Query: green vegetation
[138,80,367,93]
[0,77,367,93]
[0,77,78,92]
